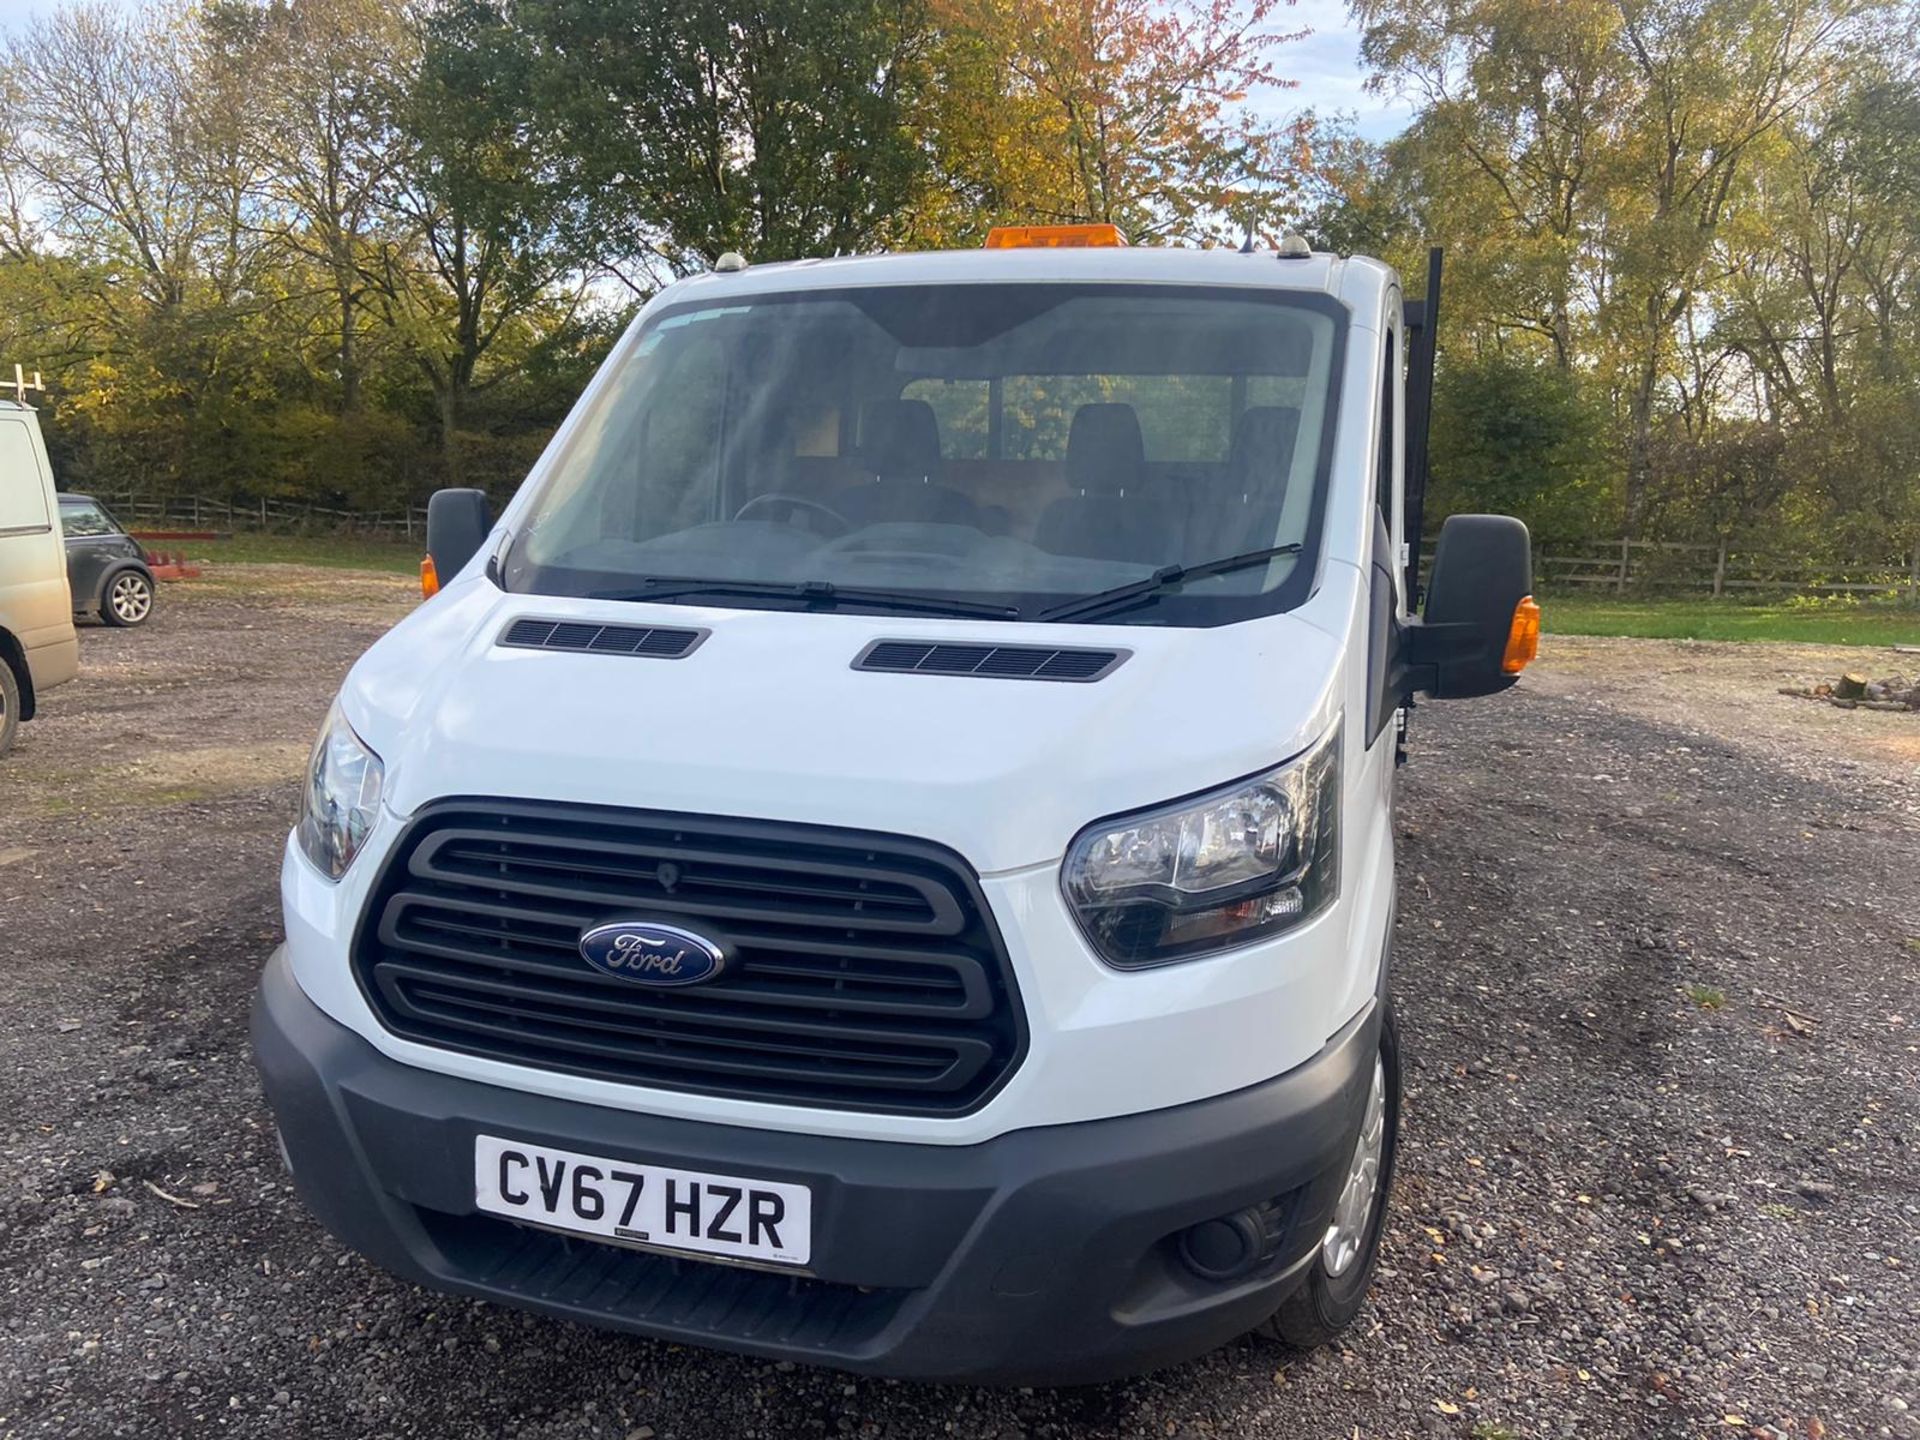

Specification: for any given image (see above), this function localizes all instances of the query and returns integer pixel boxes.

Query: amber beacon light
[1502,596,1541,674]
[984,223,1127,249]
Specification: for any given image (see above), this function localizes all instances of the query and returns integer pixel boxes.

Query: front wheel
[1260,1001,1401,1348]
[102,569,155,627]
[0,659,18,757]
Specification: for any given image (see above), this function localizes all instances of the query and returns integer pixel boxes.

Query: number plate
[473,1135,812,1267]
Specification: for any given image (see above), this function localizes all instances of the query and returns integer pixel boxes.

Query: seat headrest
[1230,406,1301,488]
[858,399,942,481]
[1065,404,1145,494]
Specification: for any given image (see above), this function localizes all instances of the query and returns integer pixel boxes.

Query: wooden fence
[1532,538,1920,599]
[93,493,431,540]
[87,494,1920,602]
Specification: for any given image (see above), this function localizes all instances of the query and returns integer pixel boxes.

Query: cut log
[1834,672,1869,700]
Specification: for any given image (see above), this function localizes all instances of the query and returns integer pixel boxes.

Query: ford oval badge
[578,920,728,987]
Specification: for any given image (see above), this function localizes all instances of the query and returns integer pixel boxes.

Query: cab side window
[1375,334,1396,527]
[0,420,50,533]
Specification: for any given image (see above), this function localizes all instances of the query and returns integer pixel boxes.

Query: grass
[1685,983,1727,1011]
[157,532,421,574]
[1543,594,1920,646]
[121,534,1920,640]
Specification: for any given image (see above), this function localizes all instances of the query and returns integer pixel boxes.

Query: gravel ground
[2,576,1916,1440]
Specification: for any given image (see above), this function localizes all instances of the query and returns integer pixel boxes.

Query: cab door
[58,498,125,612]
[1362,303,1405,752]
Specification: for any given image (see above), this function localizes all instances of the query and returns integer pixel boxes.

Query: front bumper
[253,949,1379,1385]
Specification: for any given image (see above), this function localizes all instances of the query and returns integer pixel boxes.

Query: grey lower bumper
[252,949,1377,1385]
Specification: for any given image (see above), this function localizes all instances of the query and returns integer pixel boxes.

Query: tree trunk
[438,383,462,487]
[339,289,361,414]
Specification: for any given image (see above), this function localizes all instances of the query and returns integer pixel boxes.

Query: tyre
[0,658,19,757]
[102,568,155,627]
[1260,1000,1400,1348]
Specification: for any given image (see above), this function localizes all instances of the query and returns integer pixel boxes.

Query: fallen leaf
[91,1171,113,1194]
[1577,1369,1592,1382]
[1434,1400,1461,1416]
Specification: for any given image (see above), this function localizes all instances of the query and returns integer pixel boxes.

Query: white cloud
[1252,0,1415,142]
[0,0,49,30]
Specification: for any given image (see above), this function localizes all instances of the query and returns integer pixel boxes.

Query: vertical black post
[1402,246,1443,606]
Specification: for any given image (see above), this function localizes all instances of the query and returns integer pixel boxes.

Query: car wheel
[1259,1000,1400,1349]
[102,569,155,627]
[0,659,19,757]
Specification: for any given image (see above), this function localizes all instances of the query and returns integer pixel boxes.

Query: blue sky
[1269,0,1414,140]
[0,0,1411,139]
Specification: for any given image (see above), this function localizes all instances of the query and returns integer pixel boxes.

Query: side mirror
[424,488,491,591]
[1403,514,1537,699]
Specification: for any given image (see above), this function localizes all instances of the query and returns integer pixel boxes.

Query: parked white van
[254,230,1539,1383]
[0,394,78,757]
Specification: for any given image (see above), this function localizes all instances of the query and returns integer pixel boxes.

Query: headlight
[295,702,385,880]
[1062,721,1340,968]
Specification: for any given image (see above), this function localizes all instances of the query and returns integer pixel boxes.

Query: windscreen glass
[58,501,116,537]
[505,284,1346,625]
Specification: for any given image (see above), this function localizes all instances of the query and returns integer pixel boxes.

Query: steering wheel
[732,492,850,536]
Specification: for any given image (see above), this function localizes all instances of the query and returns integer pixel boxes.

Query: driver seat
[834,399,980,528]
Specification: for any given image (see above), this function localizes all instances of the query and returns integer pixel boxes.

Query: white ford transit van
[253,233,1538,1384]
[0,393,78,757]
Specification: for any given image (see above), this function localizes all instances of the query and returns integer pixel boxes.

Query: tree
[914,0,1314,247]
[237,0,411,414]
[370,0,603,483]
[1599,0,1888,533]
[1428,348,1614,543]
[1356,0,1623,367]
[1,3,237,310]
[522,0,930,272]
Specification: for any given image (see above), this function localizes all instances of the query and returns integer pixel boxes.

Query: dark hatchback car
[58,493,156,627]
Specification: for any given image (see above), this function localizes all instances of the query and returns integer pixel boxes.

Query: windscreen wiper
[1034,544,1305,624]
[591,576,1021,620]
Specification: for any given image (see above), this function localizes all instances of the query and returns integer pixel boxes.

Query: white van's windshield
[503,284,1347,626]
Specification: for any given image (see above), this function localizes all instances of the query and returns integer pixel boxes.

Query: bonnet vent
[854,640,1126,682]
[499,618,707,659]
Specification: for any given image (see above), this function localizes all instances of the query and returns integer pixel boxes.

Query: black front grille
[419,1211,906,1350]
[855,639,1126,681]
[352,801,1026,1114]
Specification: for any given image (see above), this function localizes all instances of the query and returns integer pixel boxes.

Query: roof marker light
[1276,233,1312,259]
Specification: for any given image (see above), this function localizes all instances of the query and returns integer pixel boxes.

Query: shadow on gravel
[3,629,1917,1440]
